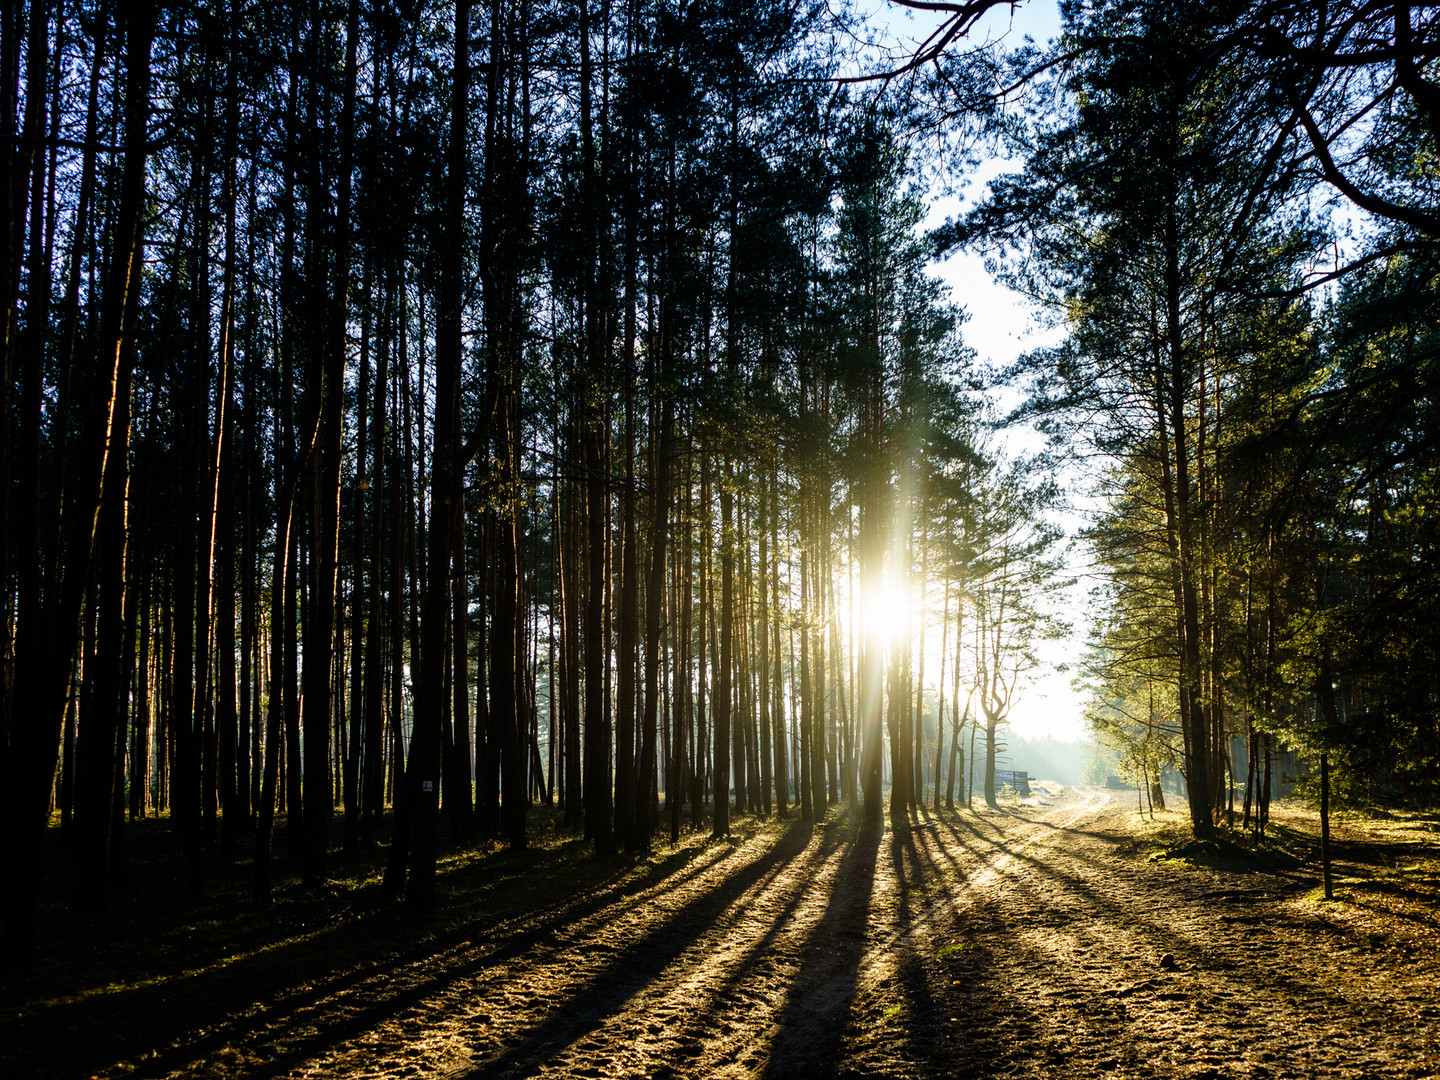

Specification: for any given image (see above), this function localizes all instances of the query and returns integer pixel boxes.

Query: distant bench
[994,770,1031,797]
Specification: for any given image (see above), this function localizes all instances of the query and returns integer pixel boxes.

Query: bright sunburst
[861,582,912,649]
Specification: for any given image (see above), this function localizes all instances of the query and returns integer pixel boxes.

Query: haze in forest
[883,0,1083,747]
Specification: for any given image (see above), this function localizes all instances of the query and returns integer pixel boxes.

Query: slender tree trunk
[254,404,323,902]
[758,476,772,816]
[858,382,885,833]
[345,281,370,856]
[579,0,613,856]
[634,391,674,850]
[562,423,583,828]
[73,335,134,915]
[614,346,638,849]
[694,442,711,830]
[812,512,829,815]
[4,6,153,961]
[1159,208,1211,837]
[361,275,391,847]
[401,0,469,906]
[798,544,813,824]
[671,442,692,841]
[451,494,473,837]
[1,0,55,730]
[771,477,787,816]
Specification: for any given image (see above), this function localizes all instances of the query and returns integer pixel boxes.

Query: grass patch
[1120,807,1313,874]
[1372,858,1440,882]
[1151,837,1307,873]
[1117,800,1440,936]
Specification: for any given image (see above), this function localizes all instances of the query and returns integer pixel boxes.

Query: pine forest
[3,1,1440,1077]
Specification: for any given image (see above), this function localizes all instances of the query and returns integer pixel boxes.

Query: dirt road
[78,787,1440,1078]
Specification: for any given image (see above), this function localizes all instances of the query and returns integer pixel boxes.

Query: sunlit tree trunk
[634,392,674,849]
[579,0,614,855]
[811,520,828,816]
[758,477,772,816]
[695,442,711,829]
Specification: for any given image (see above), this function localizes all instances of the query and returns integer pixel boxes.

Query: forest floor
[5,786,1440,1079]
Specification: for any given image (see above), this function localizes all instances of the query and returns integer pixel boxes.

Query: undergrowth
[1121,803,1316,874]
[1114,801,1440,929]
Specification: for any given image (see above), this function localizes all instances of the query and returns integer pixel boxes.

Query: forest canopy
[2,0,1438,973]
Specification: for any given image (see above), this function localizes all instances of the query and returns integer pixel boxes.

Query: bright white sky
[860,1,1093,743]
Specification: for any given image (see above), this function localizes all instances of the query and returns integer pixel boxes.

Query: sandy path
[843,788,1440,1080]
[94,787,1440,1079]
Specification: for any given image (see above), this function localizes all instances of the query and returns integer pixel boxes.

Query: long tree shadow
[886,814,950,1076]
[5,828,750,1080]
[929,811,1396,1021]
[859,800,1435,1078]
[654,821,856,1065]
[923,827,1411,1073]
[455,819,823,1078]
[759,825,880,1078]
[904,819,1055,1078]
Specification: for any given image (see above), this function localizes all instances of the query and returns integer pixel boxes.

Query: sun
[861,581,911,649]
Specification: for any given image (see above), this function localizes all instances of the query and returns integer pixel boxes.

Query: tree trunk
[362,270,390,849]
[4,4,154,965]
[579,0,613,857]
[634,393,674,850]
[402,0,469,907]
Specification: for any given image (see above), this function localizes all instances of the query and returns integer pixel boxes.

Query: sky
[862,1,1095,744]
